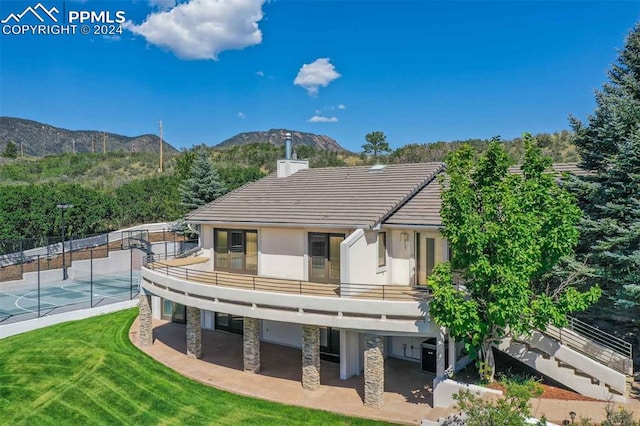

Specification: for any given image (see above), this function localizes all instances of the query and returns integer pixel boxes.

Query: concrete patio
[130,318,451,424]
[129,318,640,425]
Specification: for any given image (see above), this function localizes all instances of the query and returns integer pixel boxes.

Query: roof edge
[376,163,446,228]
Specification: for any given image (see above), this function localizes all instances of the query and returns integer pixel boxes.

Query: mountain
[0,117,178,157]
[216,129,346,152]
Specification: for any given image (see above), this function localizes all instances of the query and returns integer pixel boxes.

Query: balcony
[145,256,430,302]
[141,254,436,335]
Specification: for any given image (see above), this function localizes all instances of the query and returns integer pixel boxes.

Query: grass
[0,309,391,425]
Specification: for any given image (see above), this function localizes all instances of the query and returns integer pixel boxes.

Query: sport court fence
[0,229,198,325]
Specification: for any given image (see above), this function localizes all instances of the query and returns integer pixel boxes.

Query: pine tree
[569,23,640,308]
[2,141,18,158]
[179,149,227,210]
[362,131,391,158]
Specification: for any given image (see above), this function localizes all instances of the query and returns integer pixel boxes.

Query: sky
[0,1,639,152]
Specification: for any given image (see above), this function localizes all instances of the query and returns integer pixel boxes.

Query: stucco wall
[200,225,214,250]
[389,335,425,362]
[342,229,387,285]
[259,227,306,280]
[262,320,302,348]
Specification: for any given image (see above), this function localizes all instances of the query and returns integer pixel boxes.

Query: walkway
[130,318,640,425]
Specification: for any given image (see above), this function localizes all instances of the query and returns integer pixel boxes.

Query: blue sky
[1,1,639,152]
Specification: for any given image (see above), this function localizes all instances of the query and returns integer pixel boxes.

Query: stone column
[302,325,320,390]
[243,317,261,373]
[186,306,202,359]
[138,293,153,347]
[364,334,384,408]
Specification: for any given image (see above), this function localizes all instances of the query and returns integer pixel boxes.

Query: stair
[497,331,628,403]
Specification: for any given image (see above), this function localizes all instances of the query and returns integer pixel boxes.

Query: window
[309,233,344,283]
[214,229,258,274]
[378,231,387,268]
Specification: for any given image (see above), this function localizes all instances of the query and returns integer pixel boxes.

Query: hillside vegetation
[0,117,178,157]
[0,130,579,242]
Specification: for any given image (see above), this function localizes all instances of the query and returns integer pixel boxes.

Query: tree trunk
[481,340,496,383]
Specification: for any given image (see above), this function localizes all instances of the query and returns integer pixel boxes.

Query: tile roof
[186,163,445,229]
[385,163,589,227]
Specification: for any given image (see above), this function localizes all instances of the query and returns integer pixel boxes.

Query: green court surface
[0,272,140,320]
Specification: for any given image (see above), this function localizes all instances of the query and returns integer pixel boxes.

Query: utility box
[421,338,448,374]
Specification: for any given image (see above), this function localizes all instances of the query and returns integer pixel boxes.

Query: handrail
[143,255,430,302]
[542,316,633,375]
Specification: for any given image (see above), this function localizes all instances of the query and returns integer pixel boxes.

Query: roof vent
[368,164,387,173]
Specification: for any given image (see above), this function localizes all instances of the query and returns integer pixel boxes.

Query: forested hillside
[0,130,579,242]
[0,117,178,157]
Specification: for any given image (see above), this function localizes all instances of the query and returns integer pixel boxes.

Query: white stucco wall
[262,320,302,348]
[341,229,387,286]
[388,335,425,362]
[200,225,214,250]
[259,227,306,280]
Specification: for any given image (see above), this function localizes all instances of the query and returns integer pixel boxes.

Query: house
[138,140,632,408]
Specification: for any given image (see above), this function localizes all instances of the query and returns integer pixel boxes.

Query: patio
[130,318,451,424]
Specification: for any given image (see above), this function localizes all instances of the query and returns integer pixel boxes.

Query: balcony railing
[143,254,430,302]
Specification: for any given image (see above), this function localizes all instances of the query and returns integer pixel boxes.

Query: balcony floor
[130,318,449,424]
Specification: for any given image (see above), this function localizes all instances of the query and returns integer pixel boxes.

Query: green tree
[428,136,601,381]
[569,23,640,309]
[362,131,391,158]
[2,141,18,159]
[178,149,227,210]
[215,165,265,191]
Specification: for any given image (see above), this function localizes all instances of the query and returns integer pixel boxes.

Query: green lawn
[0,309,391,425]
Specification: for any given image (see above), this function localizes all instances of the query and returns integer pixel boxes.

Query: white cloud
[256,70,264,77]
[125,0,265,60]
[338,104,346,110]
[308,115,338,123]
[149,0,176,10]
[294,58,341,96]
[103,35,121,42]
[238,112,246,119]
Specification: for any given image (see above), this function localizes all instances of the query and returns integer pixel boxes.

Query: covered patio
[129,318,453,424]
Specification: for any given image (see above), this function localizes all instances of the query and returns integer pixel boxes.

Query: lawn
[0,309,391,425]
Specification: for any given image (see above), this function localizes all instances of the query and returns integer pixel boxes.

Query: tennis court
[0,272,140,323]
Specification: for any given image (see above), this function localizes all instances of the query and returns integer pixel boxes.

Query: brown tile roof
[385,163,588,227]
[186,163,445,229]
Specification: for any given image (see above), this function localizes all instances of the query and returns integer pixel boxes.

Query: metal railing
[144,254,430,302]
[543,316,633,375]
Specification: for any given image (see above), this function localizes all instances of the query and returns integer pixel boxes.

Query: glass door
[309,233,344,283]
[416,233,436,286]
[161,299,186,324]
[320,327,340,362]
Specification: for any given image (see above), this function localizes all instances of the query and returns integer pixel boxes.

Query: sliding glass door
[214,229,258,274]
[309,233,344,283]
